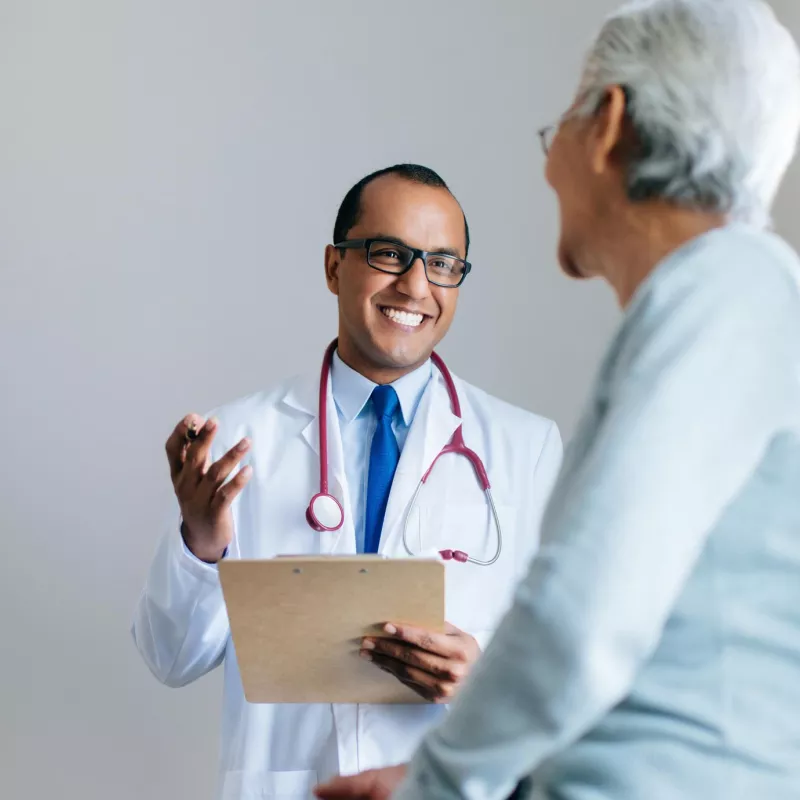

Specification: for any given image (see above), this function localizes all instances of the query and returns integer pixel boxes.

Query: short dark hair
[332,163,470,257]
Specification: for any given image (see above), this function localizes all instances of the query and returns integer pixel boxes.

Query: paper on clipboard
[218,556,445,704]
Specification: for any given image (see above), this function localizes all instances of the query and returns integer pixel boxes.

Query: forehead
[353,175,466,253]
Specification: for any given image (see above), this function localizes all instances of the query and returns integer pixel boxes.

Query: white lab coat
[132,364,562,800]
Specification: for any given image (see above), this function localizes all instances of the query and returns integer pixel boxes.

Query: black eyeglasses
[334,238,471,288]
[538,125,557,156]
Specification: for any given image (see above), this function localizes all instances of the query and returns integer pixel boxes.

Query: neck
[336,338,428,385]
[592,205,728,307]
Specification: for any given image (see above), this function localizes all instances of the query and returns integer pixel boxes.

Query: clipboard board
[218,556,445,704]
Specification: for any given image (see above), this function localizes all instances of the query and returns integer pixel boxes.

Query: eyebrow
[369,233,464,259]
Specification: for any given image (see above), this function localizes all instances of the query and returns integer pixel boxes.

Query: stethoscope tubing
[307,339,502,566]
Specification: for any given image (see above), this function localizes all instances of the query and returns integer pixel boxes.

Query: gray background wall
[2,1,798,798]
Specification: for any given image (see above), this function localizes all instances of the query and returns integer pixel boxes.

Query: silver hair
[575,0,800,227]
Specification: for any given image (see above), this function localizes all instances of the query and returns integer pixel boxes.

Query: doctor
[132,163,563,800]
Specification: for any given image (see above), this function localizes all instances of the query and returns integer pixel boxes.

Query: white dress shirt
[331,352,431,553]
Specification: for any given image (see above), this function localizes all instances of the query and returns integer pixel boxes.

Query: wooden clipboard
[218,556,445,704]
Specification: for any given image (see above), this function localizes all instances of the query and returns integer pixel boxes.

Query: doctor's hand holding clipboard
[358,620,481,703]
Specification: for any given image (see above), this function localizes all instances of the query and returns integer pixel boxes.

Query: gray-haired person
[315,1,800,798]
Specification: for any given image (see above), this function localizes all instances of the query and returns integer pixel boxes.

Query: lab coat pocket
[221,769,318,799]
[420,503,517,635]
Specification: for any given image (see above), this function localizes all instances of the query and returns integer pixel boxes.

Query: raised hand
[165,414,252,563]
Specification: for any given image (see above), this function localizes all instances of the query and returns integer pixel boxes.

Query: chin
[367,324,446,373]
[557,241,586,279]
[372,339,429,369]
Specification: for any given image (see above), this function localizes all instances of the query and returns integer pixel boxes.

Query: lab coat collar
[279,369,318,418]
[280,370,350,554]
[280,371,344,472]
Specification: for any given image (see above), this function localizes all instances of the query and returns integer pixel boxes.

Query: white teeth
[382,308,424,327]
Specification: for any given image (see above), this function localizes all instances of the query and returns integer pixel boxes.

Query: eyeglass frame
[537,124,558,156]
[538,106,579,156]
[538,85,632,156]
[333,237,472,288]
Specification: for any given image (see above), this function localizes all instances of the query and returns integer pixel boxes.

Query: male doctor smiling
[132,163,562,800]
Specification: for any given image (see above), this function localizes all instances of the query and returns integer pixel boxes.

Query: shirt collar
[331,350,432,426]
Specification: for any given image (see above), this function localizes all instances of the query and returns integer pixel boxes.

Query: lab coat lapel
[378,371,461,557]
[280,372,355,555]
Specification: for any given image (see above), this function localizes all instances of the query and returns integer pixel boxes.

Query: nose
[394,257,431,301]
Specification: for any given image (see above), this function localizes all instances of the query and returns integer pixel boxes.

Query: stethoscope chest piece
[306,492,344,532]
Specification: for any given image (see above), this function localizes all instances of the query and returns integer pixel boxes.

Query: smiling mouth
[379,306,428,328]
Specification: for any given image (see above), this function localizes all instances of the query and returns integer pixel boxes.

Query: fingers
[313,772,382,800]
[360,622,478,703]
[362,639,466,683]
[211,464,253,513]
[165,414,205,483]
[183,417,219,476]
[314,765,407,800]
[391,671,443,703]
[364,651,456,703]
[174,418,219,498]
[167,412,253,515]
[199,438,251,498]
[379,622,469,660]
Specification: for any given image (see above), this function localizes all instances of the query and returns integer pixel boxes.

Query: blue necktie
[364,385,400,554]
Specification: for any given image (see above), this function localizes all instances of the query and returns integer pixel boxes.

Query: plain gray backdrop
[2,1,799,798]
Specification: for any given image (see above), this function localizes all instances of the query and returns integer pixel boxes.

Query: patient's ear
[589,85,628,176]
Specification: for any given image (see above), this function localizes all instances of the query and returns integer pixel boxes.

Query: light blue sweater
[395,225,800,800]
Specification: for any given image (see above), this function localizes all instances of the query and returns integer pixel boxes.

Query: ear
[324,244,341,296]
[589,85,627,175]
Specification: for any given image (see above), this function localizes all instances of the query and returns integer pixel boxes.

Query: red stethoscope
[306,340,502,566]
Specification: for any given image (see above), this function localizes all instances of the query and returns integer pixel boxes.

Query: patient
[316,0,800,797]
